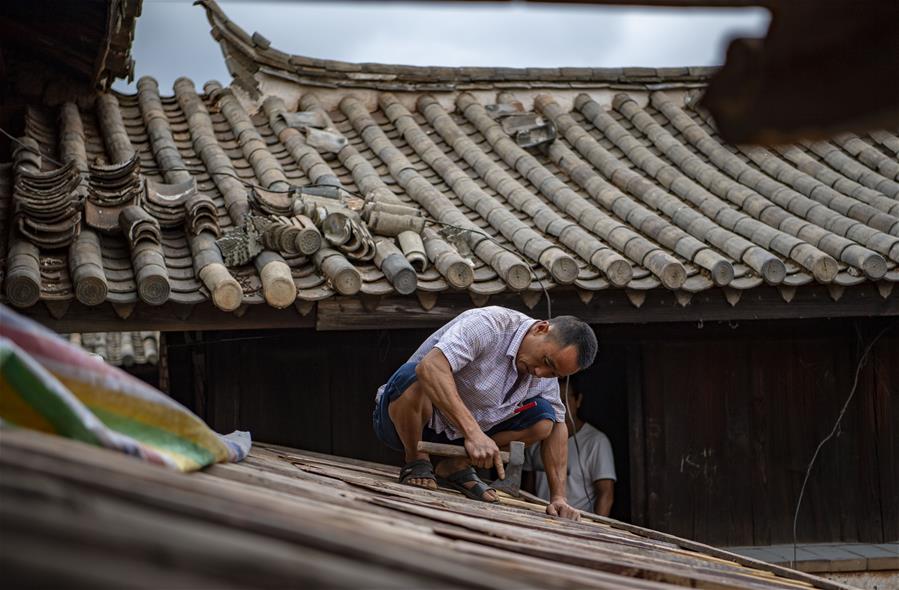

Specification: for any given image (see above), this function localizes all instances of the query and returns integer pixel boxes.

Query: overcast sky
[114,0,770,93]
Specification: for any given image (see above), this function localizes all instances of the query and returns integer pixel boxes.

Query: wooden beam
[316,284,899,331]
[18,301,316,333]
[13,282,898,333]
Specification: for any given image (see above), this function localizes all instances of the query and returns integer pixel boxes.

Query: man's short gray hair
[547,316,597,370]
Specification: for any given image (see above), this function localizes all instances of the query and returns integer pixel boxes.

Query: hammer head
[490,441,524,496]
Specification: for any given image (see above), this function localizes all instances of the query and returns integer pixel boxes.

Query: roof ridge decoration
[195,0,716,97]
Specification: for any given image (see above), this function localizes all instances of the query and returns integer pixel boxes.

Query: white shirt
[525,422,616,512]
[375,306,566,439]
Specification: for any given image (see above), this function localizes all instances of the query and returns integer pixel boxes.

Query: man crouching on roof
[373,306,597,521]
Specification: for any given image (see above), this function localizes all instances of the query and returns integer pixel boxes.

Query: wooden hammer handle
[417,441,510,463]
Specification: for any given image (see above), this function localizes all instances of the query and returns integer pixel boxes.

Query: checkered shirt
[376,306,566,440]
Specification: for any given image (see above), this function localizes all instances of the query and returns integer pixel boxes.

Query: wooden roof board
[0,428,850,589]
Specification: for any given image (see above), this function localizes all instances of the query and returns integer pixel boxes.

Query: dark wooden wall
[165,316,898,546]
[625,318,898,546]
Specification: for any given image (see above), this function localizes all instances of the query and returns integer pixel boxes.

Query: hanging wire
[790,321,895,566]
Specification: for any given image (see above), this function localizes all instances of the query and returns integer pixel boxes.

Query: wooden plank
[844,329,883,543]
[642,340,671,536]
[285,456,832,590]
[749,339,774,545]
[315,286,899,331]
[1,428,848,590]
[373,497,816,590]
[872,333,899,543]
[17,284,899,334]
[208,333,240,434]
[626,343,647,526]
[0,431,536,590]
[257,442,401,478]
[0,468,432,589]
[234,332,332,453]
[21,300,315,333]
[325,333,414,464]
[719,338,754,546]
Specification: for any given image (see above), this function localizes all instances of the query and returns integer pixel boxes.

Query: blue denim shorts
[372,361,557,452]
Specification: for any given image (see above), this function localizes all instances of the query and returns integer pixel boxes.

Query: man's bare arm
[593,479,614,517]
[540,421,580,521]
[416,348,503,475]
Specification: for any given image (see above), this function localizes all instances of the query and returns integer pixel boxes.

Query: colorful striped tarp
[0,304,250,471]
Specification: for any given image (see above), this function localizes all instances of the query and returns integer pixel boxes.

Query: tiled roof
[66,331,159,366]
[2,6,898,322]
[2,428,849,589]
[197,0,715,96]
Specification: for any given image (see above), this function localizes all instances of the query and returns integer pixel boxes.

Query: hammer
[416,440,525,496]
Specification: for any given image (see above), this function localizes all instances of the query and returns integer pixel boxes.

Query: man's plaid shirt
[376,306,566,439]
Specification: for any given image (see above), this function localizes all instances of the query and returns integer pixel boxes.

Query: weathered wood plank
[0,429,848,590]
[626,343,647,526]
[315,286,899,331]
[0,431,533,589]
[21,300,316,332]
[1,468,431,589]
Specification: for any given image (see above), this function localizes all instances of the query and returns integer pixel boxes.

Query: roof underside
[1,429,848,590]
[1,2,898,328]
[1,0,141,96]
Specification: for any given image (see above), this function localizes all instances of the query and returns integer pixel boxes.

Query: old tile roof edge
[196,0,717,91]
[97,0,144,88]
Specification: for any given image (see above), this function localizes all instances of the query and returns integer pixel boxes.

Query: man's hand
[546,498,580,521]
[464,431,505,479]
